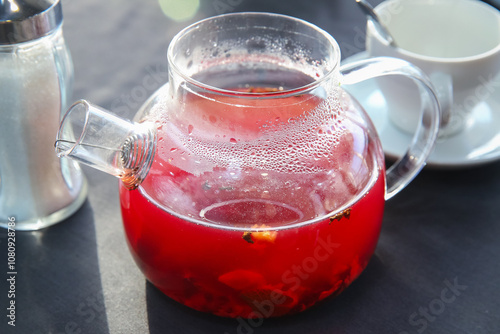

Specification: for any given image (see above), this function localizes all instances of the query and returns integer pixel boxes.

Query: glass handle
[340,57,441,200]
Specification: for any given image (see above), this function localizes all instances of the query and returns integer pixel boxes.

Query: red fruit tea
[120,86,386,318]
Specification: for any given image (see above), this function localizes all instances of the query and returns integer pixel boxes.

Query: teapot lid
[0,0,62,44]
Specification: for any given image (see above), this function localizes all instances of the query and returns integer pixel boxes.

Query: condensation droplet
[166,90,348,175]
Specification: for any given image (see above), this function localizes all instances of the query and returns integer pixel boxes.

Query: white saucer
[341,52,500,168]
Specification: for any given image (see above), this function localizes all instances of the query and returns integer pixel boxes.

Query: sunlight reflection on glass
[8,0,20,12]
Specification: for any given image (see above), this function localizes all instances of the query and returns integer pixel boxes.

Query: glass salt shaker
[0,0,87,230]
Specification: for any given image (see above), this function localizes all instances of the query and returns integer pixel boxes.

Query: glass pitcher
[55,13,440,318]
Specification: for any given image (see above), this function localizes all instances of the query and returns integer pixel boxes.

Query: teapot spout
[55,100,156,189]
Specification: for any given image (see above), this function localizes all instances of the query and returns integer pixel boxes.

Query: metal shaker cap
[0,0,62,44]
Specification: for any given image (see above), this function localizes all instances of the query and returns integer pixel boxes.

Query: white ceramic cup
[366,0,500,137]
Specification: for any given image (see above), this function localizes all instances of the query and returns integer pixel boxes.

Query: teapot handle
[340,57,441,200]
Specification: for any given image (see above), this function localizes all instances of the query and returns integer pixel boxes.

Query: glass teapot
[55,13,439,318]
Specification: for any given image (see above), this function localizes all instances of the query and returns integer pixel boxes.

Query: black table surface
[1,0,500,333]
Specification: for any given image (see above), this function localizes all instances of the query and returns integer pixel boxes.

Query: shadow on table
[145,255,389,334]
[0,200,109,333]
